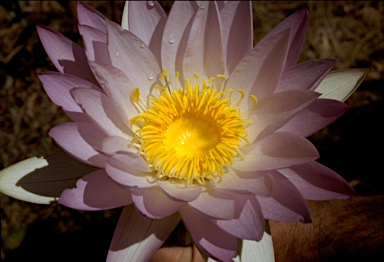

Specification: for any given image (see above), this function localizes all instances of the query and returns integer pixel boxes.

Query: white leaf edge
[315,68,368,102]
[0,156,54,204]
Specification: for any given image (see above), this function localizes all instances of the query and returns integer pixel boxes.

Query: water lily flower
[0,1,367,261]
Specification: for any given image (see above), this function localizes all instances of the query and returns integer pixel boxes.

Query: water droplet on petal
[147,1,155,7]
[250,115,257,124]
[168,34,175,44]
[199,2,207,9]
[148,73,154,80]
[140,42,145,48]
[115,51,120,57]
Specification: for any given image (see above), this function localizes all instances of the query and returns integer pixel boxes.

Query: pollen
[131,73,248,184]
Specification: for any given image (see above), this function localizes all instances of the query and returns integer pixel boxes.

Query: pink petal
[127,1,166,46]
[183,1,225,79]
[161,1,198,84]
[88,62,139,126]
[105,151,154,188]
[131,187,182,219]
[157,180,202,202]
[220,1,253,74]
[226,29,290,112]
[77,2,106,30]
[78,25,111,64]
[278,98,349,137]
[106,19,161,94]
[59,169,132,211]
[247,90,319,143]
[127,1,167,64]
[77,2,111,64]
[49,122,107,168]
[180,205,238,262]
[101,136,135,155]
[257,171,311,223]
[36,25,97,84]
[71,88,132,138]
[37,72,99,122]
[279,161,355,200]
[188,185,236,220]
[233,132,319,171]
[275,59,337,92]
[216,195,264,241]
[214,168,272,196]
[262,8,309,69]
[108,205,180,262]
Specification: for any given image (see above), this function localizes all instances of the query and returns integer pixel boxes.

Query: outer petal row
[59,169,133,211]
[0,150,96,204]
[107,205,180,262]
[234,132,319,172]
[36,25,97,84]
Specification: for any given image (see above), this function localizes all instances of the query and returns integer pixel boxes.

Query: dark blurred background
[1,1,383,261]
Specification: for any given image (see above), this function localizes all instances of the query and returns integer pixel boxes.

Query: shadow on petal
[17,150,97,200]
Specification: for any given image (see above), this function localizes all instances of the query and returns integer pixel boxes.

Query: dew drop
[168,34,175,44]
[115,51,120,57]
[250,115,257,124]
[199,2,207,9]
[148,73,154,80]
[147,1,155,7]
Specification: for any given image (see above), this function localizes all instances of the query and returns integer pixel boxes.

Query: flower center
[131,72,248,184]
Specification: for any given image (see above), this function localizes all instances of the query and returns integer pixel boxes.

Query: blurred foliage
[0,1,383,261]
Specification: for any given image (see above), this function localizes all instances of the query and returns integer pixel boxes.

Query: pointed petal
[279,161,355,200]
[131,187,182,219]
[121,1,129,30]
[59,169,132,211]
[232,235,275,262]
[36,25,97,84]
[227,29,290,112]
[128,1,167,64]
[161,1,197,84]
[315,69,368,102]
[217,195,264,241]
[188,185,235,220]
[247,90,319,143]
[180,205,237,261]
[183,1,225,80]
[108,205,180,261]
[77,2,106,29]
[37,72,99,122]
[88,62,138,125]
[127,1,167,47]
[233,132,319,172]
[220,1,253,74]
[157,180,201,202]
[71,88,132,138]
[257,171,311,223]
[275,59,337,92]
[262,8,309,69]
[0,150,96,204]
[77,2,111,64]
[278,98,349,137]
[106,19,161,94]
[49,122,108,168]
[79,25,111,64]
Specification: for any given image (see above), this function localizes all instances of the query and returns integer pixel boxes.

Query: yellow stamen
[131,75,248,184]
